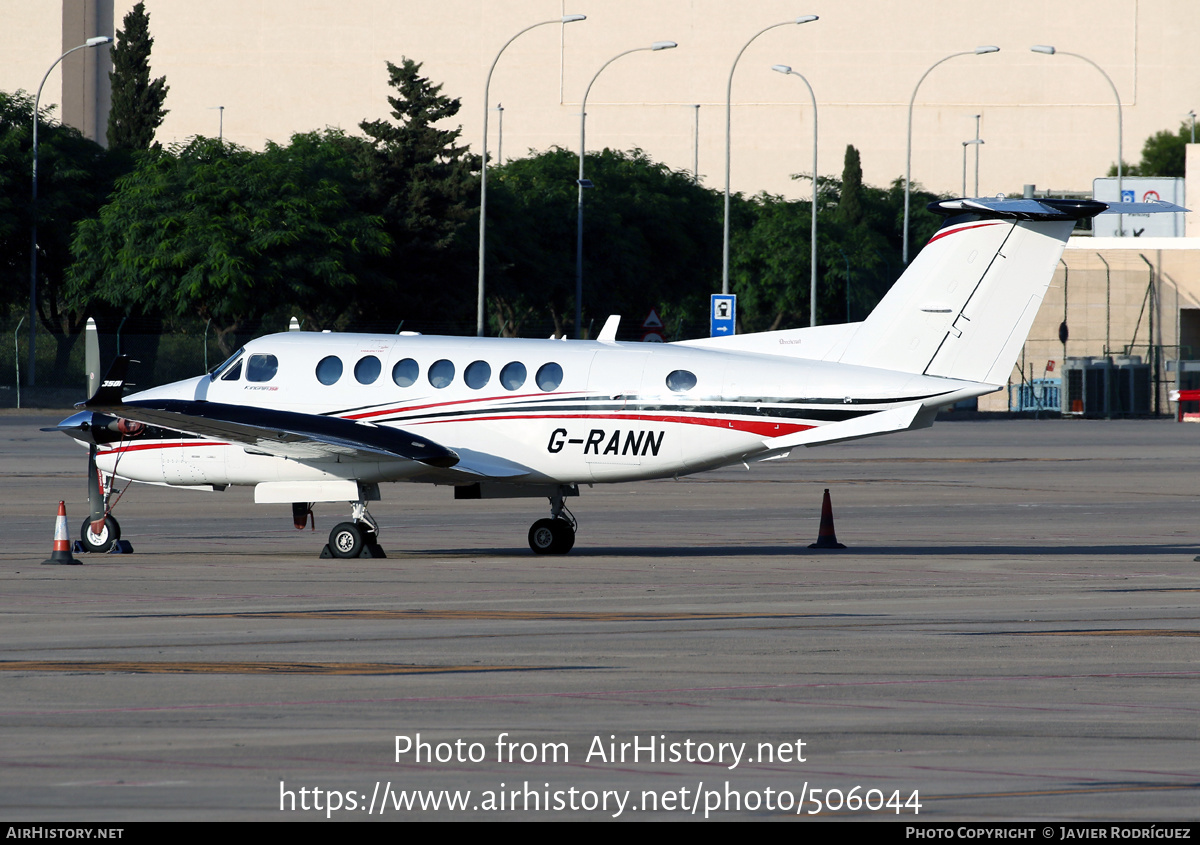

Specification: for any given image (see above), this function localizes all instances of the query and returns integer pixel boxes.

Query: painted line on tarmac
[0,660,548,675]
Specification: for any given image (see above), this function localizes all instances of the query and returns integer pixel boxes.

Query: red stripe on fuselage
[411,413,814,438]
[341,391,585,421]
[100,441,231,456]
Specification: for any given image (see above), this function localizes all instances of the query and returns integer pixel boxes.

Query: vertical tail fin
[838,198,1106,383]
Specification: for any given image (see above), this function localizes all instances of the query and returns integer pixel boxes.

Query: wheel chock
[808,488,847,550]
[319,543,386,559]
[73,539,134,554]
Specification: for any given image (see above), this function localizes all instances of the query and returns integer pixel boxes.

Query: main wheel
[79,515,120,554]
[329,522,364,558]
[528,518,574,555]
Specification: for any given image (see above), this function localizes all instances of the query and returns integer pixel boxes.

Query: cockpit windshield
[209,347,245,381]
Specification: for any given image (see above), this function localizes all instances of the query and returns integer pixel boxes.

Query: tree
[730,192,817,331]
[1111,122,1192,178]
[487,148,721,338]
[0,90,120,381]
[355,58,480,331]
[835,145,864,228]
[107,2,168,152]
[69,132,390,356]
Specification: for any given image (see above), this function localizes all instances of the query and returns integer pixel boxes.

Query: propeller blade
[85,318,100,401]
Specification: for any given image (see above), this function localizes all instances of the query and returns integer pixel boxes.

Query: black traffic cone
[808,488,846,549]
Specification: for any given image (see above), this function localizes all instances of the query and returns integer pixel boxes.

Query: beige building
[5,0,1199,200]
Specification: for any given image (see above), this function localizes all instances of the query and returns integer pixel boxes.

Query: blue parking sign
[711,294,736,337]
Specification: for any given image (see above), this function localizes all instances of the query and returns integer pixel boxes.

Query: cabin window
[535,362,563,391]
[246,354,279,382]
[355,355,382,385]
[316,355,343,385]
[428,359,455,389]
[392,358,419,387]
[665,369,697,392]
[464,360,491,390]
[220,359,243,381]
[500,361,526,390]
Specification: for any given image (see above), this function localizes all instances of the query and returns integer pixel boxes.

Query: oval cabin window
[315,356,343,385]
[355,355,382,385]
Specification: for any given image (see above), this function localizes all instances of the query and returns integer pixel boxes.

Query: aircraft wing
[84,359,458,466]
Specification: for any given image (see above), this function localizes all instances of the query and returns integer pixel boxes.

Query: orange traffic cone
[41,501,80,565]
[808,488,846,549]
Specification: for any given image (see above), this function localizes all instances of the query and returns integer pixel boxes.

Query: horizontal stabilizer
[763,402,927,450]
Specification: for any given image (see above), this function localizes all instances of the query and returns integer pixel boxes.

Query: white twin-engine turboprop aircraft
[48,197,1179,557]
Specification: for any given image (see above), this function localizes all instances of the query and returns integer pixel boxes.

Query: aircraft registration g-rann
[47,197,1182,557]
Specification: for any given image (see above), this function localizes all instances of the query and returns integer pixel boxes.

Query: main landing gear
[528,486,577,555]
[320,500,386,559]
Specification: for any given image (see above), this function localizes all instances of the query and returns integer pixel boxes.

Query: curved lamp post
[771,64,819,327]
[723,16,818,295]
[903,46,999,264]
[575,40,677,339]
[29,35,113,386]
[1031,45,1123,236]
[477,14,586,338]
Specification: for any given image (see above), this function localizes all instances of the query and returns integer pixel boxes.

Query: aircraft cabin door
[584,348,650,480]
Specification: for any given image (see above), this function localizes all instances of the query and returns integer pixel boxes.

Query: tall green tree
[0,91,120,380]
[69,132,389,356]
[835,144,864,227]
[730,192,821,331]
[354,58,479,330]
[106,1,168,152]
[487,148,720,338]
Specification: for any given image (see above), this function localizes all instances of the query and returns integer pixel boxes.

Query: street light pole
[575,41,677,339]
[722,16,818,295]
[972,113,982,195]
[903,46,999,264]
[771,64,819,327]
[961,138,983,197]
[477,14,586,338]
[691,104,700,180]
[1031,46,1123,234]
[29,35,113,387]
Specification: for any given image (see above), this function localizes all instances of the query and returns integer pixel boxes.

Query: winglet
[82,356,131,409]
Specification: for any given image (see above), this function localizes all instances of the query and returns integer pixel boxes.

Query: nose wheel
[79,515,121,553]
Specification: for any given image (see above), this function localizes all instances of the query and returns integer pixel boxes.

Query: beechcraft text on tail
[45,197,1184,557]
